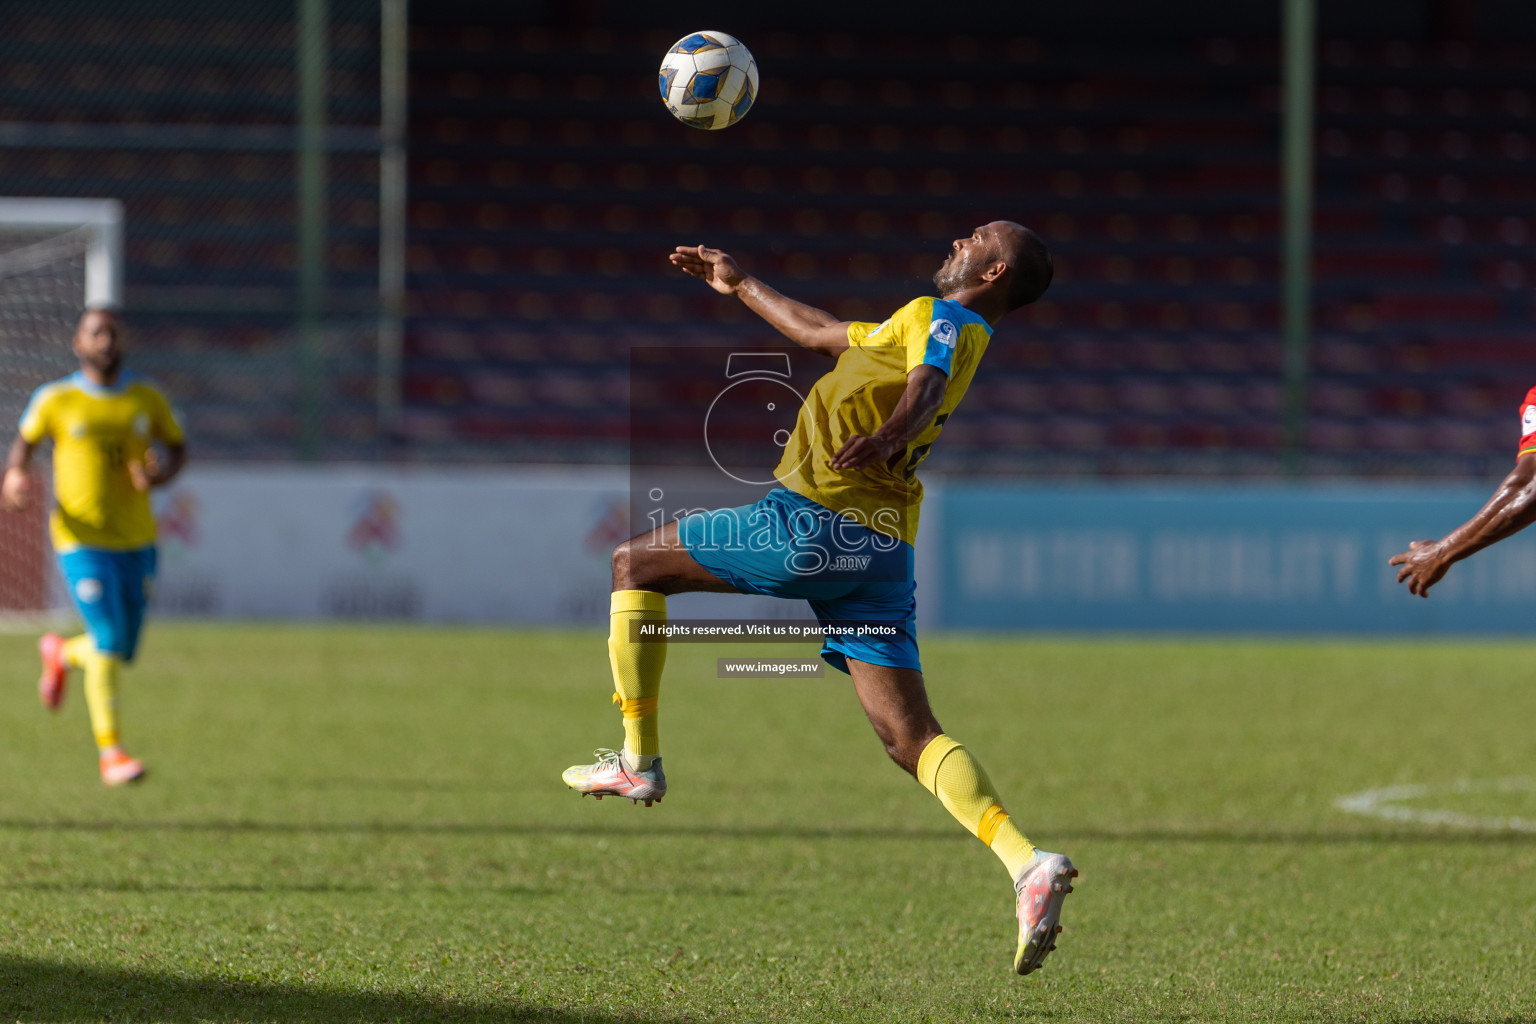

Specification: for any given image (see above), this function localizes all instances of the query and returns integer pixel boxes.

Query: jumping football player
[561,222,1077,976]
[1390,385,1536,595]
[2,308,186,786]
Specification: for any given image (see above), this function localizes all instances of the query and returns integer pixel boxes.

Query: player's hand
[128,449,168,492]
[1,467,31,511]
[669,245,746,295]
[831,434,900,471]
[1389,539,1451,598]
[127,460,149,492]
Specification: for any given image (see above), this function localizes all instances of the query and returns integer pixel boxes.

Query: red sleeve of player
[1519,386,1536,459]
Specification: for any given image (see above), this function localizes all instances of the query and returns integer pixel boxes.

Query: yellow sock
[608,590,667,766]
[917,734,1037,880]
[81,649,124,750]
[62,634,94,670]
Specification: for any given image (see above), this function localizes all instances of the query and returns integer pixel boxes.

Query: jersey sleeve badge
[1519,387,1536,458]
[914,301,959,376]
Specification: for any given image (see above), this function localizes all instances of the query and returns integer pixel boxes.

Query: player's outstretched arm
[831,365,948,471]
[1390,454,1536,597]
[2,435,35,512]
[669,245,850,357]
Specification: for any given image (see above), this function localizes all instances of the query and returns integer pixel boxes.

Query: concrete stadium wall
[144,465,796,626]
[137,467,1536,634]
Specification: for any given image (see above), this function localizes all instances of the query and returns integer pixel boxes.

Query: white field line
[1335,777,1536,833]
[0,612,75,635]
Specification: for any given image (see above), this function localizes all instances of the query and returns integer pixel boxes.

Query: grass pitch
[2,623,1534,1023]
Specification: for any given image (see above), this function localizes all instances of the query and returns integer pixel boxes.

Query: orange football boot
[37,632,67,710]
[99,747,146,787]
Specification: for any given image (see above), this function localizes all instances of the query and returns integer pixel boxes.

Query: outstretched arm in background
[1390,454,1536,597]
[669,244,851,357]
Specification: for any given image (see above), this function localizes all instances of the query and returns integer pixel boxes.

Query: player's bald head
[989,221,1053,310]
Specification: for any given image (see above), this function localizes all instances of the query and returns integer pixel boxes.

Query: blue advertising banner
[935,485,1536,633]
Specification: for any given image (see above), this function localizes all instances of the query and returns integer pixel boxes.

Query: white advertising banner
[150,465,799,625]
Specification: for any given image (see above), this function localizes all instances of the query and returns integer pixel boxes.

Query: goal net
[0,199,123,614]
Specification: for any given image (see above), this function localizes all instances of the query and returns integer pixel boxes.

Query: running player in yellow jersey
[2,308,186,786]
[562,222,1077,976]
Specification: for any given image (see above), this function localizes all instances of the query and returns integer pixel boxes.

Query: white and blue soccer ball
[658,31,758,130]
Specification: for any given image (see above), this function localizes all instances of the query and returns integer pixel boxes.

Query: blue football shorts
[57,546,157,662]
[677,488,920,674]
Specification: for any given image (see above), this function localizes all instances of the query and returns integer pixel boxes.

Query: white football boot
[561,748,667,806]
[1013,850,1077,975]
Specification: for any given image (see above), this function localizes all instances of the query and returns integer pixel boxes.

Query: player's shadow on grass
[3,818,1536,845]
[0,955,1526,1024]
[0,954,673,1024]
[0,880,453,895]
[243,775,525,794]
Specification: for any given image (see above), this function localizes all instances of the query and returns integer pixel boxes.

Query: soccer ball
[658,31,758,130]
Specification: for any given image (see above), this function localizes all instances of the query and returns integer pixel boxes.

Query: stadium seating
[393,26,1535,475]
[0,8,1532,474]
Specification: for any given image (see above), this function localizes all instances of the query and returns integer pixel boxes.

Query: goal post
[0,198,123,309]
[0,197,124,614]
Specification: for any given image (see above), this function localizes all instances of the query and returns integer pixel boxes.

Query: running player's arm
[129,387,188,492]
[157,441,187,484]
[1390,454,1536,597]
[831,366,948,471]
[1,434,37,511]
[2,385,52,511]
[669,245,851,357]
[131,440,187,492]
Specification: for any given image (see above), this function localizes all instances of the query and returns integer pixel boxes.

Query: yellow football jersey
[774,296,991,545]
[18,371,185,551]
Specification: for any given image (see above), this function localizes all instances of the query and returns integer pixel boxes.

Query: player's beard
[79,346,123,382]
[932,248,982,296]
[88,350,123,380]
